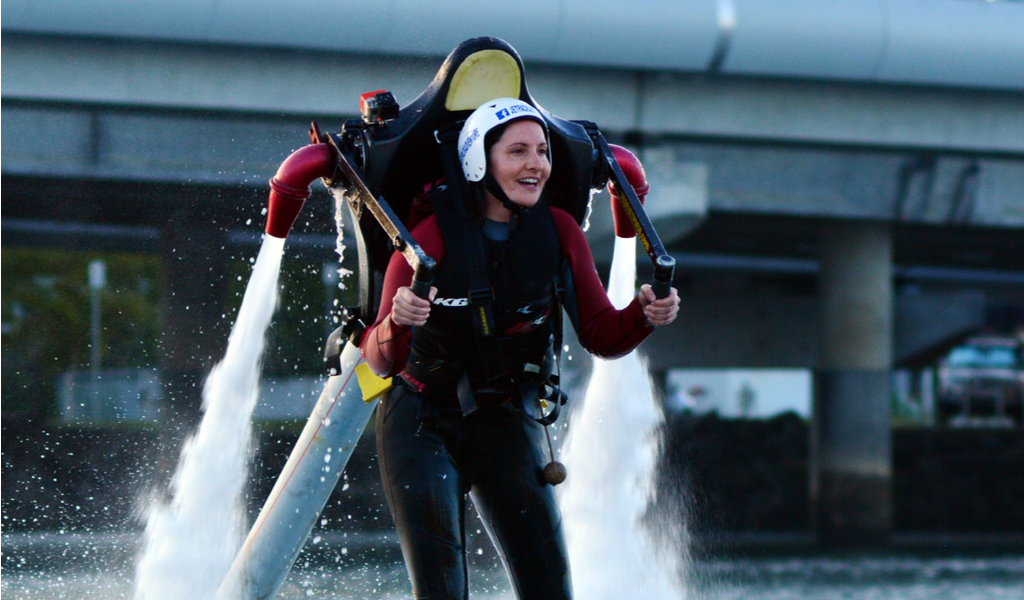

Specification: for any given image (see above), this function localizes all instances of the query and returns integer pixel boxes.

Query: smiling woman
[482,120,551,221]
[359,97,680,600]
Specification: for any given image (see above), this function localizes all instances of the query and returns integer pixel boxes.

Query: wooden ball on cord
[543,461,567,485]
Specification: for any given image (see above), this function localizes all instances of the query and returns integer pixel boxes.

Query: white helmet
[457,98,548,183]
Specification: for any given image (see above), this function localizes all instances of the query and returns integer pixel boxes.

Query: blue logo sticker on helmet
[495,104,535,121]
[459,128,480,161]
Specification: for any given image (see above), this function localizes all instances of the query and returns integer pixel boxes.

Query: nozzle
[265,143,335,239]
[607,144,649,239]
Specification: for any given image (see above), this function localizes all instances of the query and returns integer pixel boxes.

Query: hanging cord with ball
[542,410,567,485]
[542,307,566,486]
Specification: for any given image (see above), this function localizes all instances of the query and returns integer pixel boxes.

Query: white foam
[332,194,353,289]
[560,235,688,599]
[134,235,285,600]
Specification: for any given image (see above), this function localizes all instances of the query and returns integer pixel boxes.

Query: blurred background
[3,0,1023,569]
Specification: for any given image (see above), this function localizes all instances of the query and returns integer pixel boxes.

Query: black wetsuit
[362,202,652,600]
[377,208,569,599]
[377,379,570,599]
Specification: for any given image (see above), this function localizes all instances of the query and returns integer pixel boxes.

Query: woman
[361,98,679,599]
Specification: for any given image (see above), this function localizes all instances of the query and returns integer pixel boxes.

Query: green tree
[2,249,161,421]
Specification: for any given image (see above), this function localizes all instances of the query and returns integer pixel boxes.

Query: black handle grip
[651,255,675,300]
[410,257,436,300]
[410,277,432,300]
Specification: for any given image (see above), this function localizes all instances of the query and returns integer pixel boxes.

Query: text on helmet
[495,104,536,121]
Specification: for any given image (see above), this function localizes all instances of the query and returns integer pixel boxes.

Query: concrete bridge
[4,0,1023,546]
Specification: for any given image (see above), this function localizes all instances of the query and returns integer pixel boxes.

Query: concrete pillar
[812,220,893,546]
[157,207,229,481]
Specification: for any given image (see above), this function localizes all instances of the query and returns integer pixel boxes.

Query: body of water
[4,533,1023,600]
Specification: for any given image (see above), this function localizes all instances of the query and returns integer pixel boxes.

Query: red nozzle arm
[265,143,335,238]
[607,144,649,239]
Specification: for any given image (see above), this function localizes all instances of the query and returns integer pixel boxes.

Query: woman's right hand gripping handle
[390,285,438,327]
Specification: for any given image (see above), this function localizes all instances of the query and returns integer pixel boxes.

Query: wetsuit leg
[376,385,469,600]
[468,409,572,600]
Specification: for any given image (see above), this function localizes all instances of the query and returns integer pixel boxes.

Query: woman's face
[486,120,551,212]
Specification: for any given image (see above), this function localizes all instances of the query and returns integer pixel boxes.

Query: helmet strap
[482,174,526,237]
[483,173,526,214]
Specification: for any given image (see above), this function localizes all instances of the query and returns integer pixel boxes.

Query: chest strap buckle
[468,287,495,304]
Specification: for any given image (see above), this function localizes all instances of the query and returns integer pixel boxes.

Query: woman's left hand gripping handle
[639,283,680,328]
[392,280,437,328]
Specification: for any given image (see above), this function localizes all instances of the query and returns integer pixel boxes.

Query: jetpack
[219,37,675,600]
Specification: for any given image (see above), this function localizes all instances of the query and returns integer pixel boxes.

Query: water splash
[560,235,688,598]
[134,235,285,600]
[332,193,353,291]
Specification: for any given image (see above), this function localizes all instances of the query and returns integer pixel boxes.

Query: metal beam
[4,33,1023,155]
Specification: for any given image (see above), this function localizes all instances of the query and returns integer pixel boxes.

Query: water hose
[607,144,649,239]
[265,143,335,239]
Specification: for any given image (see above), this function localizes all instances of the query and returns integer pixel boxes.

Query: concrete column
[812,220,893,546]
[157,207,229,481]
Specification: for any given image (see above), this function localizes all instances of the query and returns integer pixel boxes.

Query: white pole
[218,341,375,600]
[88,260,106,420]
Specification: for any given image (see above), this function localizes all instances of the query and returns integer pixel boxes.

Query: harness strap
[434,125,503,393]
[526,272,568,426]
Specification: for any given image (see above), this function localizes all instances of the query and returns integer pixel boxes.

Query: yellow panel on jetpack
[355,363,393,403]
[445,49,521,112]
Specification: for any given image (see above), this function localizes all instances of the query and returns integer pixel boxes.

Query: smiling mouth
[517,178,539,187]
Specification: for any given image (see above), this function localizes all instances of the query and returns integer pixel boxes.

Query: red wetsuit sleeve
[359,216,445,377]
[552,208,653,358]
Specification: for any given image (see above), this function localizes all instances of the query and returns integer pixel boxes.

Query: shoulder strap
[434,125,503,387]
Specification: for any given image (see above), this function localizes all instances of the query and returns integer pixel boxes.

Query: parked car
[936,336,1024,426]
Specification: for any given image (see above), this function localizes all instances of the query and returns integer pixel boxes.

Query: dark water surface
[4,533,1023,599]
